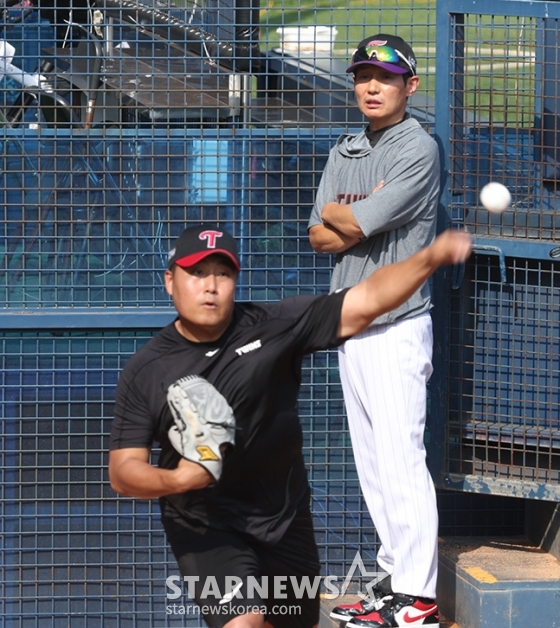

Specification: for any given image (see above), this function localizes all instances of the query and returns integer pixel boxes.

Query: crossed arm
[308,203,363,253]
[309,181,384,253]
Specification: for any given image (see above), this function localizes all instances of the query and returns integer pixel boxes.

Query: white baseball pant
[338,313,438,599]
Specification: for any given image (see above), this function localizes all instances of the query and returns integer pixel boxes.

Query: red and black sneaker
[330,576,392,623]
[346,593,439,626]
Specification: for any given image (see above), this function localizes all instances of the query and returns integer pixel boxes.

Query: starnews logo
[165,551,383,605]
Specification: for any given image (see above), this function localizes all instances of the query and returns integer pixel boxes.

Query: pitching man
[109,224,472,628]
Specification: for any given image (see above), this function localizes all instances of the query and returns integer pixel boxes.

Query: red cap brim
[174,249,240,271]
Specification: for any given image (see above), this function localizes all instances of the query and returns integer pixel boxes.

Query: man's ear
[406,75,420,97]
[164,268,174,296]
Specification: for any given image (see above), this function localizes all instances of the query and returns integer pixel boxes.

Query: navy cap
[168,225,240,271]
[347,34,417,76]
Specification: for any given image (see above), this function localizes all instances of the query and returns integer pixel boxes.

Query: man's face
[164,254,237,342]
[353,65,419,131]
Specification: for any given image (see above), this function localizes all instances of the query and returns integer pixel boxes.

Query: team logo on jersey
[234,339,262,356]
[337,192,369,204]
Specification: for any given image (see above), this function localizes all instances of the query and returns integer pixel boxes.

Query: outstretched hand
[430,229,473,266]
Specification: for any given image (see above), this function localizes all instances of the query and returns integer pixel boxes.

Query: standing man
[109,224,470,628]
[308,35,442,627]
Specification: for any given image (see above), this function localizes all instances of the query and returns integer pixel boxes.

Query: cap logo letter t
[199,230,223,249]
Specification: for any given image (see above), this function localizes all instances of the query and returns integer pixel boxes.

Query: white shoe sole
[329,610,355,622]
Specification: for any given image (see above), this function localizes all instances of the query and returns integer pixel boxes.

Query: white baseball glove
[167,375,236,480]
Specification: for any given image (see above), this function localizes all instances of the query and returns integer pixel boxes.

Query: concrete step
[438,536,560,628]
[319,536,560,628]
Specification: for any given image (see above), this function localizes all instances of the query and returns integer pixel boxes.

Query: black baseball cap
[167,225,240,270]
[346,34,417,76]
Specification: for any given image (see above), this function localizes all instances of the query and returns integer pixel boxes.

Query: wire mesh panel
[0,0,449,625]
[1,133,236,307]
[447,255,560,496]
[0,132,338,307]
[445,10,556,238]
[437,0,560,500]
[0,1,440,132]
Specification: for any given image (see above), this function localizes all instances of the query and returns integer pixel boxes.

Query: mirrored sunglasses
[352,43,416,75]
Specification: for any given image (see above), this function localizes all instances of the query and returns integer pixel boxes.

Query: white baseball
[480,182,511,213]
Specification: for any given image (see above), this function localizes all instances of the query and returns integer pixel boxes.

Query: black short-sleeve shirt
[110,290,349,544]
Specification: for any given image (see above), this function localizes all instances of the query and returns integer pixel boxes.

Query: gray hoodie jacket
[308,116,440,326]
